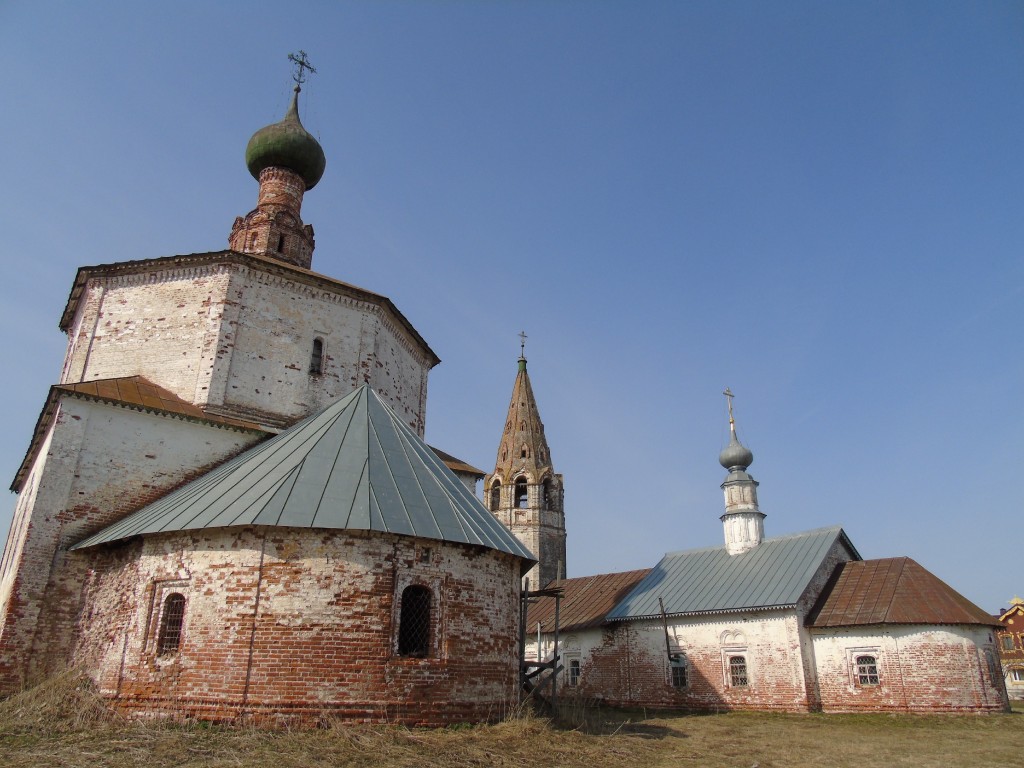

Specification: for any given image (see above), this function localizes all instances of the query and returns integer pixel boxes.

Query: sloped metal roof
[12,376,265,493]
[807,557,998,628]
[429,446,486,478]
[72,385,536,562]
[526,569,651,633]
[607,526,858,621]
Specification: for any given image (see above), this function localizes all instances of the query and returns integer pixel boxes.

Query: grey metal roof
[72,385,536,563]
[606,526,858,621]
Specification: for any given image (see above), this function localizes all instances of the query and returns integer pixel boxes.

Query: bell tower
[484,338,565,587]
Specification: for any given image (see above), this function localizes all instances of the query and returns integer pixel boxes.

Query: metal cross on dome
[518,331,528,358]
[288,51,317,87]
[723,387,736,426]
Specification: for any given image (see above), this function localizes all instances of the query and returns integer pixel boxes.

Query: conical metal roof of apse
[72,386,536,563]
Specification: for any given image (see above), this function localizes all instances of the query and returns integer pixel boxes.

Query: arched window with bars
[157,593,186,656]
[398,585,432,657]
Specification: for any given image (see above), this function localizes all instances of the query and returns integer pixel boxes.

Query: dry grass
[0,674,1020,768]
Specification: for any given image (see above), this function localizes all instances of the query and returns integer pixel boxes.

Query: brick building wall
[553,610,815,712]
[61,256,432,435]
[529,537,858,712]
[72,527,522,726]
[812,626,1009,713]
[0,397,261,691]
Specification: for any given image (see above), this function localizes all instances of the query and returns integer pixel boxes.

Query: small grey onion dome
[719,433,754,470]
[245,88,326,190]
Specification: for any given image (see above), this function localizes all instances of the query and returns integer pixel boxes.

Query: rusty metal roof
[12,376,266,492]
[526,569,652,633]
[429,447,485,478]
[58,250,440,367]
[807,557,998,628]
[607,526,859,621]
[71,385,536,564]
[57,377,263,429]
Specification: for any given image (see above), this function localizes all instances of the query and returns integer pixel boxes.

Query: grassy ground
[1,674,1020,768]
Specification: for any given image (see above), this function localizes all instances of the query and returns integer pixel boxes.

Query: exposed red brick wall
[812,627,1009,713]
[0,398,260,692]
[72,527,522,726]
[570,614,815,713]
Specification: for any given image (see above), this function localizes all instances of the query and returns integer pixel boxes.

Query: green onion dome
[245,88,326,190]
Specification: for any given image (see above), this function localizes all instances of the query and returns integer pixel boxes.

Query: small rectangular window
[856,655,879,685]
[309,338,324,375]
[1002,635,1015,651]
[1011,669,1024,682]
[671,659,688,689]
[729,655,748,687]
[398,585,431,657]
[568,659,580,687]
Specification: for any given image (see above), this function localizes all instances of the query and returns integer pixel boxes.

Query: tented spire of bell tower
[483,339,566,587]
[493,353,553,479]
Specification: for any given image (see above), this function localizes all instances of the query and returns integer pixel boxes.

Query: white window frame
[566,655,581,687]
[670,654,688,689]
[845,647,882,687]
[721,647,749,688]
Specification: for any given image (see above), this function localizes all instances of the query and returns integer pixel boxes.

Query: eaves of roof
[58,250,440,367]
[12,377,267,493]
[429,447,486,478]
[526,569,652,633]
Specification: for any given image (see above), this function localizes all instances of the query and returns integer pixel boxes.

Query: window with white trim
[568,658,581,687]
[728,655,748,687]
[855,654,879,686]
[671,656,688,689]
[1010,668,1024,682]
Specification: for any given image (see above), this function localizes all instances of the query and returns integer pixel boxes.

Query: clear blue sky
[1,2,1021,612]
